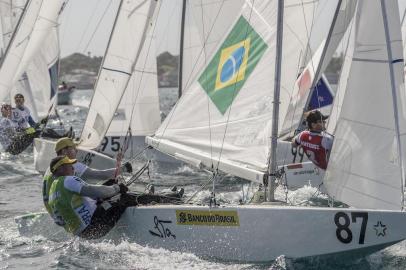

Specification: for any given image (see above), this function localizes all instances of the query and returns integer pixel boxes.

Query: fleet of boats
[6,0,406,263]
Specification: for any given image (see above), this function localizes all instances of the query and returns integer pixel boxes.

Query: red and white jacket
[293,130,333,170]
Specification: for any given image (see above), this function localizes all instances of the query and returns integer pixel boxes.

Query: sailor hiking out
[47,155,184,239]
[42,137,133,220]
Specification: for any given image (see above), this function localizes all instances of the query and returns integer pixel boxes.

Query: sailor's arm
[81,162,133,180]
[80,184,120,199]
[291,135,300,147]
[64,175,120,199]
[82,167,116,180]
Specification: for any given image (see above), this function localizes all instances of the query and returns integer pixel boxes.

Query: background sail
[0,0,43,103]
[12,0,63,84]
[79,0,157,149]
[0,0,26,52]
[20,28,59,119]
[11,7,61,120]
[106,27,160,138]
[147,1,317,183]
[324,0,406,210]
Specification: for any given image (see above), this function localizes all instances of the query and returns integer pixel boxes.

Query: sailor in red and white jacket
[292,110,333,170]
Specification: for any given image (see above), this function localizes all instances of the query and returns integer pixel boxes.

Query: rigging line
[185,173,215,203]
[213,0,255,173]
[200,0,217,169]
[73,0,101,52]
[81,0,113,54]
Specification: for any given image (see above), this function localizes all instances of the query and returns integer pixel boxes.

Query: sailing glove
[118,183,129,194]
[123,162,133,173]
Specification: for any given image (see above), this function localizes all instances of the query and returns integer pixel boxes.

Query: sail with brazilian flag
[146,1,318,183]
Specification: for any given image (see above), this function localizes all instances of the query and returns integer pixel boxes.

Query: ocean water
[1,89,406,269]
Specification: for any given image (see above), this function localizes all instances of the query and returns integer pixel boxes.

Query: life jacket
[48,176,95,235]
[42,171,55,215]
[295,131,332,170]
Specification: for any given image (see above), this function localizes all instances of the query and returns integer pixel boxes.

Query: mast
[380,0,405,209]
[267,0,284,201]
[178,0,186,98]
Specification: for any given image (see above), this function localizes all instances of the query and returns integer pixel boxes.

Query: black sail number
[334,212,368,244]
[291,145,305,163]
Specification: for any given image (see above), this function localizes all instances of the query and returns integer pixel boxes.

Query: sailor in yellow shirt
[47,155,132,238]
[42,137,133,225]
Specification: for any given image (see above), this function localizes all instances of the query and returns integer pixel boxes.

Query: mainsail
[80,0,157,149]
[147,1,318,183]
[324,0,406,210]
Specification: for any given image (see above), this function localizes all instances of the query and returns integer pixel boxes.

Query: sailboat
[107,0,406,262]
[33,0,158,173]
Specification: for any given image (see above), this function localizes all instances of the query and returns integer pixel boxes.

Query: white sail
[80,0,157,149]
[147,1,318,183]
[24,27,59,119]
[0,0,43,103]
[279,0,357,137]
[181,0,245,91]
[106,28,160,138]
[12,0,63,84]
[324,0,406,210]
[0,0,26,51]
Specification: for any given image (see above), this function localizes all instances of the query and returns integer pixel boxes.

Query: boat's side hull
[99,135,181,165]
[113,204,406,262]
[33,137,116,173]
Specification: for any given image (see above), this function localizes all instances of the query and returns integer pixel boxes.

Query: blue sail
[308,75,333,110]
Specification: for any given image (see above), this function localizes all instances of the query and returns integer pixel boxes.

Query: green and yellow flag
[198,16,268,114]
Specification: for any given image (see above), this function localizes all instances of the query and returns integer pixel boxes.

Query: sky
[59,0,183,58]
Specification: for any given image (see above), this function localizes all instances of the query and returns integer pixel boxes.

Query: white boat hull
[34,137,116,174]
[112,204,406,262]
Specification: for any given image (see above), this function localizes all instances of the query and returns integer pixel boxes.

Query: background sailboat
[33,0,158,173]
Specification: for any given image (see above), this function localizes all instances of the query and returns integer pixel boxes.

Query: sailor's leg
[79,194,137,239]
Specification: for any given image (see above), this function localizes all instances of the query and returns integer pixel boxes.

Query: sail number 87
[334,212,368,244]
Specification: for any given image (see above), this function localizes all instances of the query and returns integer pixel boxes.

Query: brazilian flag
[198,16,268,114]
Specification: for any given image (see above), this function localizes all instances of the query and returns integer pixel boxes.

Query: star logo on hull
[373,221,387,237]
